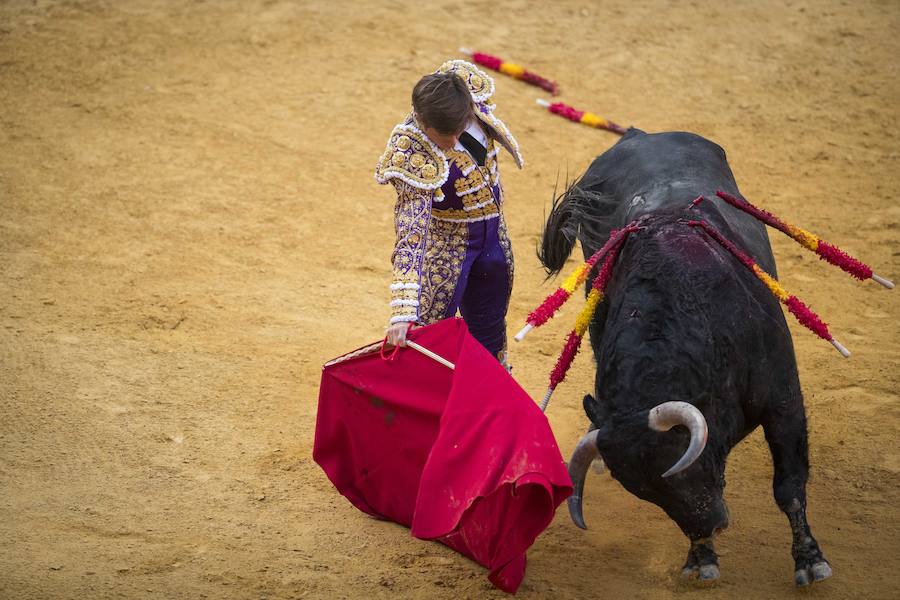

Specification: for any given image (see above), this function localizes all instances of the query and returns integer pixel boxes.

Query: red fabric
[816,239,873,280]
[313,318,572,593]
[526,287,571,327]
[548,101,584,122]
[715,190,790,233]
[472,51,503,71]
[520,70,560,95]
[549,330,583,389]
[786,295,832,341]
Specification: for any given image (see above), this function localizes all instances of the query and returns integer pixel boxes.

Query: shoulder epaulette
[375,122,449,190]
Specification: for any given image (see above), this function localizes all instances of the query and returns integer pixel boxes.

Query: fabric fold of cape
[313,318,572,593]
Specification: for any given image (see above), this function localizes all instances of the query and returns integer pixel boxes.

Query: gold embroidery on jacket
[417,218,467,323]
[390,181,432,321]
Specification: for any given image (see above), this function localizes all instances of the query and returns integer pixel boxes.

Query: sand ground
[2,0,899,598]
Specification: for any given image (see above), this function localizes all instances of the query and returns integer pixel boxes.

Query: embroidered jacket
[375,60,523,324]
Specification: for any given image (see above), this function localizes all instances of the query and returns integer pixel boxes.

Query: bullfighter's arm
[374,121,450,324]
[389,180,432,324]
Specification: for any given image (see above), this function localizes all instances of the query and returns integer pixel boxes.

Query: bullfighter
[376,60,524,362]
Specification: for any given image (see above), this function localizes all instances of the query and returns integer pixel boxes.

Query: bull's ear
[583,393,610,426]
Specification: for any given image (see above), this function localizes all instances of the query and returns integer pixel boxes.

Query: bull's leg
[677,488,728,582]
[762,404,832,586]
[681,536,720,582]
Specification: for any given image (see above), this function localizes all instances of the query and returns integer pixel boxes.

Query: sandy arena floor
[2,1,898,598]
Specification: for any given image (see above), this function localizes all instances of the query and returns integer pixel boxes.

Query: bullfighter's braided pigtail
[714,190,894,289]
[687,220,850,357]
[540,234,627,412]
[516,225,639,341]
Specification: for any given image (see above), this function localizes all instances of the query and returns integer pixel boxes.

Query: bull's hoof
[681,537,720,584]
[680,567,719,588]
[812,561,833,581]
[681,564,720,583]
[699,564,720,581]
[794,561,833,587]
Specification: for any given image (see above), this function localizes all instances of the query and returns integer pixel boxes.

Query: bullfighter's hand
[386,322,412,347]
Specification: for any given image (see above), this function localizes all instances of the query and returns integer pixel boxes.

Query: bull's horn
[648,401,708,478]
[566,429,600,530]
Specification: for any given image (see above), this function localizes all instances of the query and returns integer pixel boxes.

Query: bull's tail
[539,176,622,277]
[538,181,579,276]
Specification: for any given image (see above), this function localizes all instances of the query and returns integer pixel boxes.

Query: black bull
[540,129,832,585]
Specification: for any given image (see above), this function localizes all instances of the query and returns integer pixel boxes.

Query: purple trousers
[439,217,513,359]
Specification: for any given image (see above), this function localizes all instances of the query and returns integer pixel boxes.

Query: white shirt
[453,119,488,152]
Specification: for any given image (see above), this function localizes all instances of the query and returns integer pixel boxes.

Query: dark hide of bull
[541,129,831,585]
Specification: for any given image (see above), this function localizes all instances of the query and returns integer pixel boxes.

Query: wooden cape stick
[323,338,455,370]
[406,341,455,370]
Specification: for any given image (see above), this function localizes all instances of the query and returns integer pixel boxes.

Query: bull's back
[579,130,776,275]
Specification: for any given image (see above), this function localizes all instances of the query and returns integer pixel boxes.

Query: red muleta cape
[313,317,572,593]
